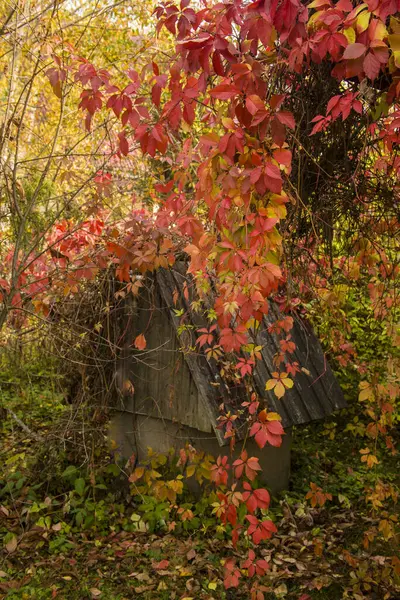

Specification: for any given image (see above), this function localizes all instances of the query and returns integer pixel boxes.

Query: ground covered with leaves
[0,376,398,600]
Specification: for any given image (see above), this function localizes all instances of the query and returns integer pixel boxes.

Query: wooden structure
[110,263,346,493]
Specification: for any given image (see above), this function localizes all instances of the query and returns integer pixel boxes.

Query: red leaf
[326,94,340,115]
[210,83,239,100]
[273,148,292,166]
[246,94,265,115]
[264,163,282,193]
[118,131,129,156]
[267,420,284,435]
[276,110,295,129]
[212,51,225,76]
[265,162,281,180]
[154,559,169,570]
[363,51,381,80]
[343,43,366,59]
[254,488,270,508]
[310,115,331,135]
[250,166,262,184]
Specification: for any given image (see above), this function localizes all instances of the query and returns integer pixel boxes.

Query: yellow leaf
[282,377,294,389]
[379,519,394,539]
[343,27,356,44]
[266,412,281,421]
[265,378,276,391]
[186,464,196,478]
[389,34,400,51]
[157,581,168,591]
[356,10,370,34]
[129,466,144,482]
[393,49,400,68]
[308,0,329,7]
[374,20,388,40]
[367,454,379,468]
[130,513,141,522]
[167,479,183,494]
[222,117,235,130]
[359,383,373,402]
[390,15,400,33]
[274,582,288,596]
[307,10,324,29]
[177,567,193,576]
[274,381,286,398]
[208,582,217,590]
[149,469,162,479]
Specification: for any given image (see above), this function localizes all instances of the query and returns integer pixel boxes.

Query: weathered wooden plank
[167,266,249,440]
[156,268,227,445]
[129,281,211,433]
[289,312,345,415]
[256,324,312,425]
[258,304,345,424]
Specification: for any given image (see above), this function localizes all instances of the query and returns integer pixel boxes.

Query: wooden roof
[155,263,346,446]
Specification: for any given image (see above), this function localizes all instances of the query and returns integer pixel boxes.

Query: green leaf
[62,465,77,479]
[74,478,86,496]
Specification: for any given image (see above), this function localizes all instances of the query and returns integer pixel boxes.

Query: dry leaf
[153,559,169,570]
[186,549,196,561]
[274,583,288,597]
[157,580,168,591]
[134,585,154,593]
[131,572,151,582]
[5,536,17,554]
[90,589,102,598]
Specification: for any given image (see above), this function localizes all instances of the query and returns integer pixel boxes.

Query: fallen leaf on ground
[5,536,17,553]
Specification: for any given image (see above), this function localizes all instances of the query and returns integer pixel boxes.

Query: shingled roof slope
[156,263,346,446]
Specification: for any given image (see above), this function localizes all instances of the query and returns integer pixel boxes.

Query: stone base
[109,412,291,495]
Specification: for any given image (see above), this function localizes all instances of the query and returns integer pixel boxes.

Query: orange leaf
[154,559,169,570]
[134,334,147,350]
